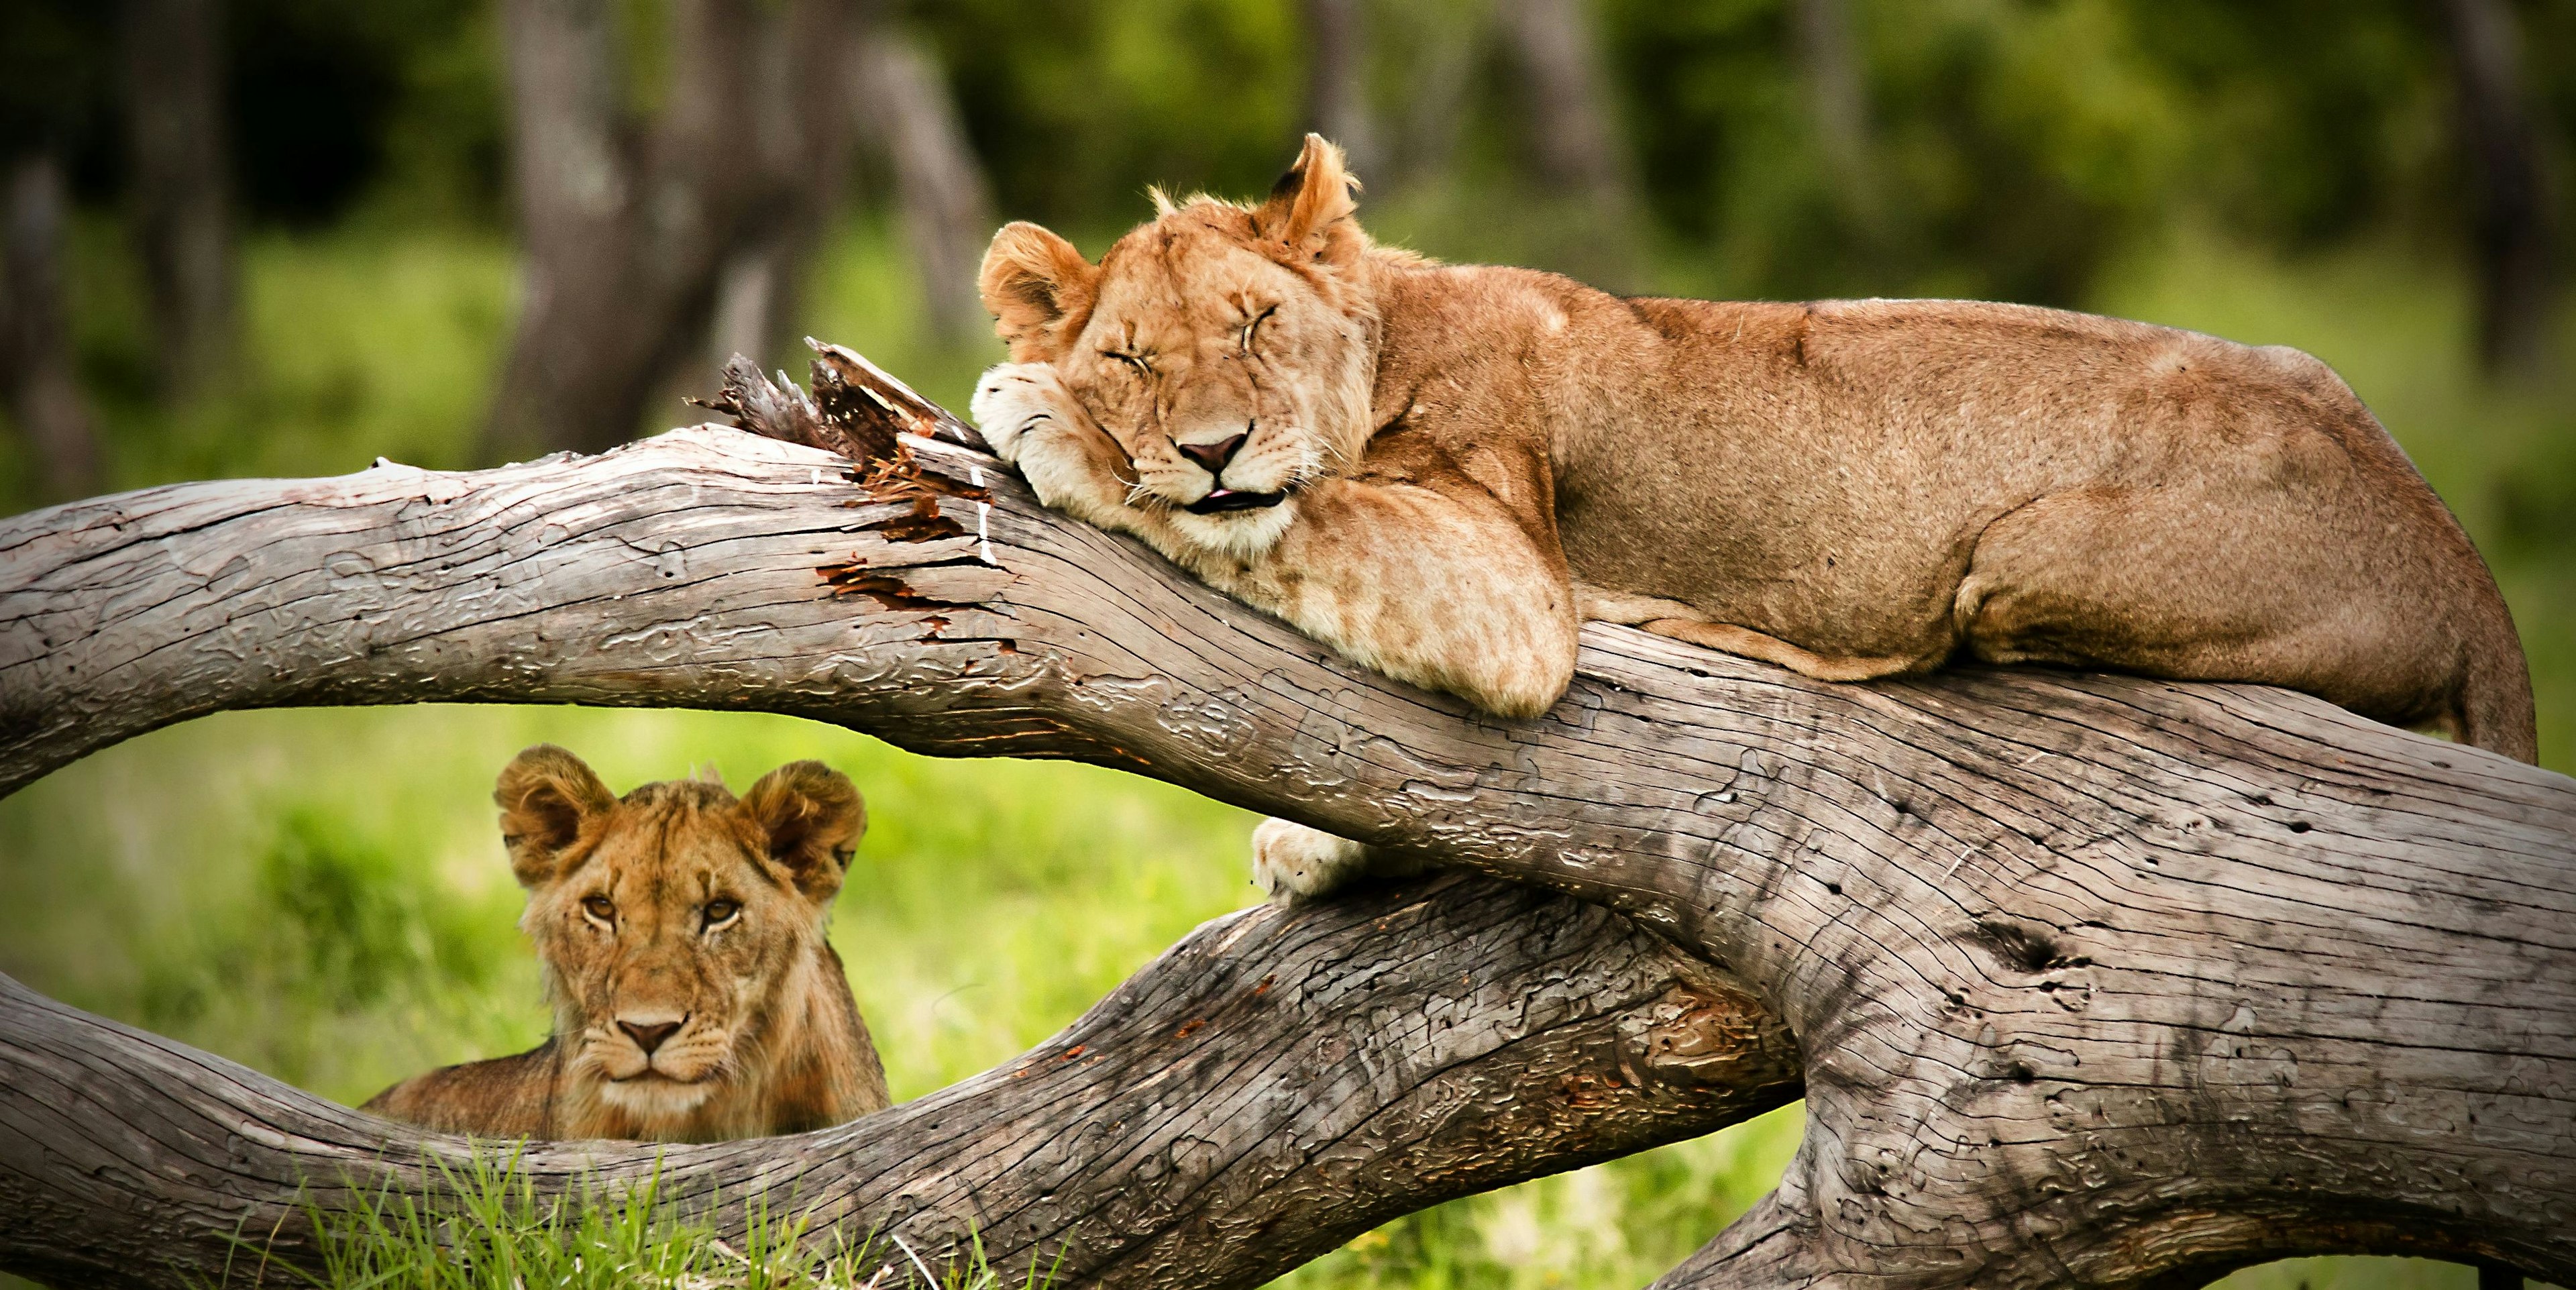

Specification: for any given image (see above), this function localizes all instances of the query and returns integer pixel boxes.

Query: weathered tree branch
[0,873,1795,1290]
[2,356,2572,1287]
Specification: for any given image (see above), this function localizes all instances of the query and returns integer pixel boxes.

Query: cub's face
[494,747,863,1126]
[977,135,1377,558]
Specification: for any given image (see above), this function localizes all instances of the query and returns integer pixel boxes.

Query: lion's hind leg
[1576,583,1936,684]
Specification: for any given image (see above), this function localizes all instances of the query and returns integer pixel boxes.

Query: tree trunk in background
[852,23,998,349]
[121,0,234,398]
[1381,2,1489,195]
[1790,0,1886,246]
[2437,0,2555,380]
[709,0,869,373]
[486,0,874,462]
[1492,0,1643,288]
[1493,0,1635,215]
[1301,0,1383,182]
[1,154,102,500]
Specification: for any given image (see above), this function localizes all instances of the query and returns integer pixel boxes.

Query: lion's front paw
[1251,818,1426,903]
[969,362,1136,523]
[970,363,1077,465]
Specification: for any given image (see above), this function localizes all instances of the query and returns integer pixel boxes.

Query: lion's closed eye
[1240,305,1277,352]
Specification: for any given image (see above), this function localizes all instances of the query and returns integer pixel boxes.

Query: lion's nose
[1175,433,1248,476]
[618,1016,686,1056]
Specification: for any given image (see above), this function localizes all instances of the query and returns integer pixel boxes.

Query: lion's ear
[1252,133,1363,268]
[979,221,1097,362]
[496,745,615,889]
[743,761,866,904]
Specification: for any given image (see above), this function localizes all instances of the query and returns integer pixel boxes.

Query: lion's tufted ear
[496,745,615,889]
[1252,133,1364,268]
[979,221,1098,362]
[742,761,867,904]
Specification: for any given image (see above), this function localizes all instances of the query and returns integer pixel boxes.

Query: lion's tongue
[1187,488,1286,514]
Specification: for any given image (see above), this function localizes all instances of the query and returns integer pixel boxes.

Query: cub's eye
[1103,350,1151,376]
[582,896,615,922]
[702,899,741,929]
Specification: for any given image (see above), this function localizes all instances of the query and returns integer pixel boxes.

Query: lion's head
[495,745,881,1139]
[976,134,1385,558]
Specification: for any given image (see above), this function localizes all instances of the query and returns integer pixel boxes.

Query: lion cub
[364,746,891,1142]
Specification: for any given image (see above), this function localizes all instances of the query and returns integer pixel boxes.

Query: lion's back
[362,1040,559,1140]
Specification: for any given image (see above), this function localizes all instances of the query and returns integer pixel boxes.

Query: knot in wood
[1623,981,1792,1087]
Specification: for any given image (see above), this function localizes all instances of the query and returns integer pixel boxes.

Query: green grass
[282,1147,1044,1290]
[3,216,2571,1290]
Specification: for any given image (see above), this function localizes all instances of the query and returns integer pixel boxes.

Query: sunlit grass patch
[262,1150,1049,1290]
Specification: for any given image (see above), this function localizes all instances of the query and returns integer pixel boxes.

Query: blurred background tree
[2,5,2573,1289]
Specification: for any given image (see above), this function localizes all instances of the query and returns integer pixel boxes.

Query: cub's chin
[1169,492,1299,560]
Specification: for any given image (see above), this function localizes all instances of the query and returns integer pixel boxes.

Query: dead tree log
[2,351,2573,1289]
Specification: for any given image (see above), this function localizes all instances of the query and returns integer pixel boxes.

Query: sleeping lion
[364,746,890,1141]
[968,135,2535,899]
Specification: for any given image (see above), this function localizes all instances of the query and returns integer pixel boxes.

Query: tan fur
[363,747,891,1142]
[971,134,2536,778]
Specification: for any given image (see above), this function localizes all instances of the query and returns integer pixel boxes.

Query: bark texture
[2,355,2573,1288]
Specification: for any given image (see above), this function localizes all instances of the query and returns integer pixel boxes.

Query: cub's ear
[742,761,867,904]
[1252,133,1364,268]
[978,221,1098,362]
[495,745,615,889]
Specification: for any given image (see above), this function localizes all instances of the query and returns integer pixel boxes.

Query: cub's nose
[1175,433,1247,477]
[618,1016,685,1057]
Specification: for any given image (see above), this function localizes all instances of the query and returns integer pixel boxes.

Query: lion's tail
[2457,594,2539,765]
